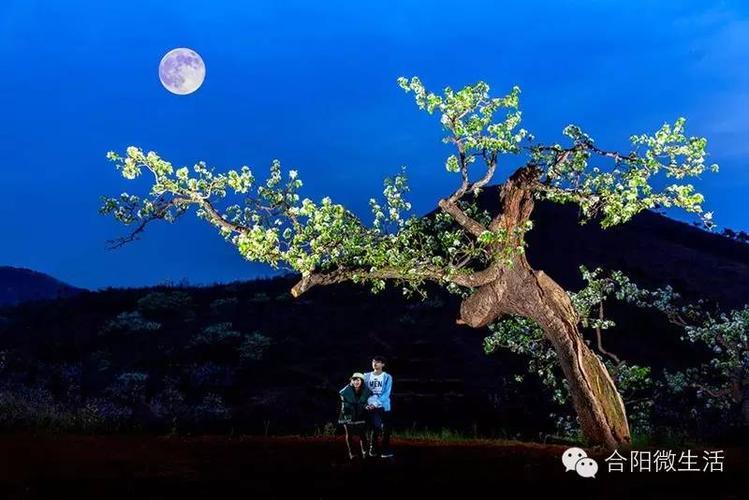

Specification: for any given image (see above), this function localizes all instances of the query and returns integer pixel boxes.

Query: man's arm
[379,374,392,408]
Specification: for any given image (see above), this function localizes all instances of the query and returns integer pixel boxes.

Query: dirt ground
[0,434,744,499]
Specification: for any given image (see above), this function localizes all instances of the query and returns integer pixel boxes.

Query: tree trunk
[457,166,631,450]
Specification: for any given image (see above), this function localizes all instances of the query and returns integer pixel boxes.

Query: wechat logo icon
[562,447,598,478]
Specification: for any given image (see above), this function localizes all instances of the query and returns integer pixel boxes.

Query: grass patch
[392,424,525,443]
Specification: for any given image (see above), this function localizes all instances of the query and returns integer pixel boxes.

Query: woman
[338,372,372,460]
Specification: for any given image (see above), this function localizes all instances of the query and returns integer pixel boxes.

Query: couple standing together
[338,355,394,460]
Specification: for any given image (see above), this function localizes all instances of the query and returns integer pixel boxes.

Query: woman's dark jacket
[338,384,372,424]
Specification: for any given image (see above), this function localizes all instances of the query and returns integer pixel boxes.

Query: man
[364,355,393,458]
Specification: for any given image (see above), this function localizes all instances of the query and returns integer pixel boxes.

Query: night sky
[1,1,747,290]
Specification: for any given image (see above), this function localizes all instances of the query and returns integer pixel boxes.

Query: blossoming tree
[102,76,717,449]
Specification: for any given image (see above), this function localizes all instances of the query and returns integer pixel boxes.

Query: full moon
[158,48,206,95]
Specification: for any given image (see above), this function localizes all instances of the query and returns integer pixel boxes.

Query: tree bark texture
[458,166,631,450]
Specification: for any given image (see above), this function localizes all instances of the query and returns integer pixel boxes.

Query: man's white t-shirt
[367,372,385,407]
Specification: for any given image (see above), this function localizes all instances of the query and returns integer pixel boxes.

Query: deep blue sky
[1,1,747,290]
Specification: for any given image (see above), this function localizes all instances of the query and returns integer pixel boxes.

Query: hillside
[518,198,749,310]
[0,193,746,440]
[0,266,83,307]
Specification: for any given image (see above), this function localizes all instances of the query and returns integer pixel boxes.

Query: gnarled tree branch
[106,197,184,249]
[489,164,541,232]
[437,199,487,237]
[290,263,502,297]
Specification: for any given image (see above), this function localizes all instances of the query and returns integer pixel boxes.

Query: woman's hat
[350,372,365,380]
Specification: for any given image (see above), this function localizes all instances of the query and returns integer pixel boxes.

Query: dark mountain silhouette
[0,191,746,440]
[518,198,749,310]
[0,266,84,307]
